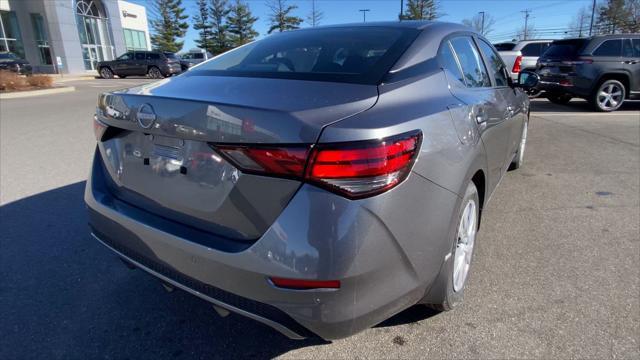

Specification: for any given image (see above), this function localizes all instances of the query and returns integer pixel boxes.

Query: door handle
[623,60,638,64]
[474,108,488,123]
[504,106,515,119]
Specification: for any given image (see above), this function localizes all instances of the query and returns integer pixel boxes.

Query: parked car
[536,34,640,111]
[494,39,553,96]
[86,22,536,340]
[0,52,33,75]
[179,49,214,71]
[97,50,182,79]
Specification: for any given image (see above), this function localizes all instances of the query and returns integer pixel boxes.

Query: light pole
[479,11,485,35]
[359,9,370,23]
[589,0,596,36]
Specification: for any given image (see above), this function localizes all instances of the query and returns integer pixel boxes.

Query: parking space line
[535,112,640,117]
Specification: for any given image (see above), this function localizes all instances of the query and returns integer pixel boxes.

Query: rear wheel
[426,181,479,311]
[547,93,572,105]
[99,67,114,79]
[591,79,625,112]
[147,66,163,79]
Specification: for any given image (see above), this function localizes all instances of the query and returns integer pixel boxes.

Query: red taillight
[93,115,108,141]
[270,277,340,290]
[512,55,523,73]
[213,131,422,199]
[306,132,421,198]
[215,145,309,178]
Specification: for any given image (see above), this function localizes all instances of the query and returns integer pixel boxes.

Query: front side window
[194,27,419,84]
[449,36,491,88]
[134,52,145,60]
[623,39,634,57]
[117,52,133,60]
[593,39,622,57]
[477,39,509,87]
[521,43,542,57]
[147,52,160,60]
[634,39,640,57]
[438,41,464,84]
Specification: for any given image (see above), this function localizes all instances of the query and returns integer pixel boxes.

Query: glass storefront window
[31,13,53,65]
[75,0,114,70]
[0,11,25,59]
[123,28,147,51]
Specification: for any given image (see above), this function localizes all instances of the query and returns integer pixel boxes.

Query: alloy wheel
[597,83,623,111]
[453,199,477,292]
[100,68,112,79]
[148,68,163,79]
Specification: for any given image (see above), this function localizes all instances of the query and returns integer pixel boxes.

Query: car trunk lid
[95,75,378,241]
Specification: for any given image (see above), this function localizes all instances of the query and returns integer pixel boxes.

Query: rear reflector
[270,277,340,290]
[512,55,523,73]
[212,131,422,199]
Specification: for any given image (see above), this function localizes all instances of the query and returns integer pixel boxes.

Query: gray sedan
[86,21,535,340]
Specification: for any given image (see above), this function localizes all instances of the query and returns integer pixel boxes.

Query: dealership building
[0,0,151,74]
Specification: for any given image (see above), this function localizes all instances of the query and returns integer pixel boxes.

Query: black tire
[147,66,164,79]
[509,118,529,171]
[118,75,127,79]
[99,67,114,79]
[547,93,572,105]
[425,181,480,311]
[590,79,625,112]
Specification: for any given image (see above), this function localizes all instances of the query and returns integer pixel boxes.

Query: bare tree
[462,13,496,36]
[307,0,323,27]
[569,6,593,37]
[515,23,537,41]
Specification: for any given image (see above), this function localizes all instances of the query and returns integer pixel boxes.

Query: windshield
[493,43,516,51]
[542,39,588,58]
[192,27,419,84]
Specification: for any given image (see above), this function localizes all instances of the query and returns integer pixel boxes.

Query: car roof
[295,20,456,31]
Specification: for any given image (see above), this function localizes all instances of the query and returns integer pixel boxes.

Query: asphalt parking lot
[1,78,638,359]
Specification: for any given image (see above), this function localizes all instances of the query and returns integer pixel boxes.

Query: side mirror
[517,70,539,89]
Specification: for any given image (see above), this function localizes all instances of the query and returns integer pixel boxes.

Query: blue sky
[129,0,595,51]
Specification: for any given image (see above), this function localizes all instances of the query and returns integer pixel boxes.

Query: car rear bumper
[85,147,459,339]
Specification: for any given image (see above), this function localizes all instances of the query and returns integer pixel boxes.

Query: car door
[444,35,510,192]
[591,38,625,89]
[132,51,148,75]
[476,38,526,163]
[112,52,134,75]
[623,38,640,94]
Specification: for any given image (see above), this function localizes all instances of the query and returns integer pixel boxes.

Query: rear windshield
[493,43,516,51]
[192,27,419,84]
[542,39,588,58]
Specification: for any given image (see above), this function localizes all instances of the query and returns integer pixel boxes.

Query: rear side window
[543,39,587,58]
[593,39,622,57]
[477,39,509,87]
[634,39,640,57]
[147,52,160,60]
[439,41,465,84]
[194,27,418,84]
[449,36,491,88]
[521,43,542,56]
[494,43,516,51]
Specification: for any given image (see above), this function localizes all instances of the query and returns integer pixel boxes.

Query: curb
[0,86,76,99]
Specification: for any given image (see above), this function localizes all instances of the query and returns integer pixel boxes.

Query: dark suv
[536,35,640,111]
[97,51,182,79]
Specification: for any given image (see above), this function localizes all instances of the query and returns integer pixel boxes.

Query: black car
[0,52,33,75]
[536,34,640,111]
[97,51,182,79]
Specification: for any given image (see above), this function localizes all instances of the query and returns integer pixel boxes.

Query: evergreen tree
[193,0,213,52]
[150,0,189,52]
[401,0,440,20]
[210,0,231,54]
[307,0,323,27]
[266,0,303,34]
[227,0,258,47]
